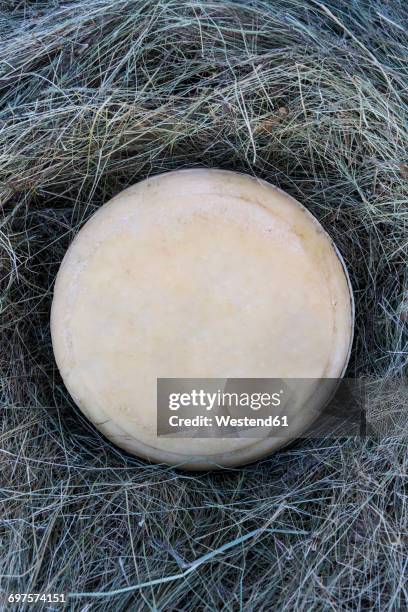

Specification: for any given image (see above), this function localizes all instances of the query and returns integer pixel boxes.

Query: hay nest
[1,0,407,609]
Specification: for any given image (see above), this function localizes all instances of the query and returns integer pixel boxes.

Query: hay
[0,0,407,609]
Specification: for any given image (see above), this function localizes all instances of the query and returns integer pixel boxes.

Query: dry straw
[0,0,407,609]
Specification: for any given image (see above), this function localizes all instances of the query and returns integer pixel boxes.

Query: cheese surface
[51,169,354,469]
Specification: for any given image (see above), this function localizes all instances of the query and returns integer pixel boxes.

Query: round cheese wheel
[51,169,354,469]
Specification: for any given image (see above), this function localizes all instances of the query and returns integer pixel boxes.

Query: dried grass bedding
[0,0,407,609]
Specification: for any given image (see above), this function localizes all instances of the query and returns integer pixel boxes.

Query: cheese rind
[51,169,354,469]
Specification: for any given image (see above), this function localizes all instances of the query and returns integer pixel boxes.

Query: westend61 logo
[157,379,296,438]
[157,378,370,439]
[167,388,287,429]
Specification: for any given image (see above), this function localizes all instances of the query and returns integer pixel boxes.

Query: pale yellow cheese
[51,169,354,469]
